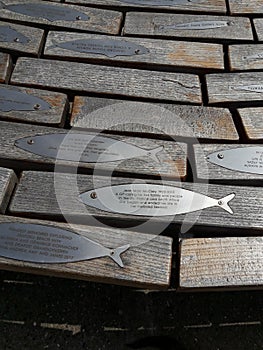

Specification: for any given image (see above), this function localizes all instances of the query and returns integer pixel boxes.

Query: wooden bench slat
[0,168,17,213]
[254,19,263,42]
[45,31,224,71]
[9,172,263,232]
[71,97,239,141]
[229,44,263,71]
[180,237,263,289]
[238,107,263,140]
[0,52,12,83]
[0,215,173,289]
[0,0,122,35]
[229,0,263,14]
[0,121,187,178]
[124,13,253,42]
[11,57,202,104]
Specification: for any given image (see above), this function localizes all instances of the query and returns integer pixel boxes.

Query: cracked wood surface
[0,168,17,214]
[238,108,263,141]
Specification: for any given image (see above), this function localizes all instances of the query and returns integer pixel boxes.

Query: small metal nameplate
[207,147,263,175]
[160,20,230,30]
[0,2,90,22]
[0,223,129,267]
[15,133,163,163]
[244,52,263,60]
[0,86,51,112]
[0,25,30,44]
[49,38,149,58]
[79,184,235,216]
[120,0,198,5]
[233,85,263,93]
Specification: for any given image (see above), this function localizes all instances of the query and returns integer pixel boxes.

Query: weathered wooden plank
[9,172,263,232]
[66,0,226,13]
[11,58,202,104]
[0,21,44,56]
[0,85,68,126]
[194,144,263,181]
[0,121,187,178]
[229,0,263,15]
[45,31,224,71]
[206,72,263,104]
[254,19,263,42]
[0,0,122,35]
[0,215,173,289]
[180,237,263,289]
[124,13,253,42]
[0,168,17,213]
[229,44,263,71]
[0,52,12,83]
[238,107,263,140]
[71,97,239,141]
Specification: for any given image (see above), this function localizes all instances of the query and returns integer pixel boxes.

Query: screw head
[34,104,41,110]
[218,200,224,206]
[76,16,81,20]
[27,139,35,145]
[135,49,140,54]
[14,37,20,42]
[90,192,97,199]
[217,153,224,159]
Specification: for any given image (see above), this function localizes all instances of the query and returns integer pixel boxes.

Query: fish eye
[217,153,224,159]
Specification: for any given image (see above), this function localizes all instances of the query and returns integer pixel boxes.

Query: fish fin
[147,146,164,163]
[217,193,235,214]
[109,244,130,268]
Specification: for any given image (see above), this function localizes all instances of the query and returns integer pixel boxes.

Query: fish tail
[147,146,164,163]
[217,193,235,214]
[0,1,5,9]
[48,39,59,50]
[109,244,130,268]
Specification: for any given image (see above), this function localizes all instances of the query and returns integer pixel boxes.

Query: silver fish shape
[243,52,263,60]
[15,133,164,163]
[0,1,90,22]
[120,0,197,5]
[0,25,30,44]
[0,86,51,112]
[48,38,149,58]
[233,85,263,93]
[206,147,263,175]
[0,222,129,267]
[160,20,230,30]
[79,184,235,216]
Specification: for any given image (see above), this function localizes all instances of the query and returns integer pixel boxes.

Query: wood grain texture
[66,0,227,14]
[0,121,187,178]
[0,0,122,35]
[194,144,263,181]
[229,0,263,14]
[9,172,263,232]
[229,44,263,71]
[0,215,173,289]
[0,21,44,56]
[71,97,239,141]
[254,19,263,42]
[0,52,12,83]
[0,86,68,126]
[206,72,263,104]
[180,237,263,289]
[44,31,224,71]
[238,107,263,140]
[0,168,17,213]
[11,58,202,104]
[124,13,253,42]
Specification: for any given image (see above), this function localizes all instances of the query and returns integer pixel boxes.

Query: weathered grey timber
[0,0,122,35]
[0,52,12,83]
[229,0,263,15]
[0,168,17,213]
[71,97,239,141]
[0,121,187,178]
[0,86,68,126]
[194,144,263,181]
[66,0,227,13]
[0,21,44,56]
[0,215,173,289]
[11,58,202,103]
[254,19,263,42]
[180,237,263,289]
[206,72,263,104]
[45,31,224,71]
[124,13,253,42]
[238,108,263,140]
[229,45,263,71]
[9,172,263,232]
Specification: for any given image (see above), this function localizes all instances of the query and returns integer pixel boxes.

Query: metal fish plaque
[0,86,51,112]
[0,25,30,44]
[15,133,163,163]
[244,52,263,60]
[233,85,263,93]
[79,184,235,216]
[159,20,230,30]
[0,1,90,22]
[120,0,198,5]
[207,147,263,175]
[49,38,149,58]
[0,222,129,267]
